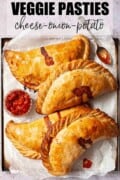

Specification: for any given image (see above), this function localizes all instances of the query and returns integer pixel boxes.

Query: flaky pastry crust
[40,109,120,176]
[36,59,117,114]
[5,105,91,159]
[4,35,90,90]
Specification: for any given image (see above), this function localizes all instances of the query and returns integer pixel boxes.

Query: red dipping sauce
[5,90,31,116]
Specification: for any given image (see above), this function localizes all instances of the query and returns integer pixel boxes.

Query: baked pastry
[36,59,117,114]
[41,109,120,176]
[5,105,91,159]
[4,35,90,90]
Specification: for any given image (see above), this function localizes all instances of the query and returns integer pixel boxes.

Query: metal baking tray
[1,37,120,173]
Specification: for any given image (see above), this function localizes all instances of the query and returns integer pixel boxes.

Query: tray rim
[1,37,120,172]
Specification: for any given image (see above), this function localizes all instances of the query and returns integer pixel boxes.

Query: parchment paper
[3,31,117,179]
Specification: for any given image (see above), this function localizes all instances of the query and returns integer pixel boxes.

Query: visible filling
[78,137,92,149]
[73,86,93,99]
[57,111,61,119]
[40,47,54,66]
[44,115,52,129]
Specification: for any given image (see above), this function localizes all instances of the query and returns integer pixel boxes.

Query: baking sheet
[1,32,119,179]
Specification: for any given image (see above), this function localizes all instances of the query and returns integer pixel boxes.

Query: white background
[0,0,114,37]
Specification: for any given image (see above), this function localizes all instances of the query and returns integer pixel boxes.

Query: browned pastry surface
[40,109,120,176]
[4,35,90,90]
[5,105,91,159]
[36,59,117,114]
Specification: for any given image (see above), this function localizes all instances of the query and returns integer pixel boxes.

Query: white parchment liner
[3,30,117,179]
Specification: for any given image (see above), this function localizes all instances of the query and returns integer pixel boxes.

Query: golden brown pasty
[41,109,120,176]
[36,59,117,114]
[5,105,92,159]
[4,35,90,90]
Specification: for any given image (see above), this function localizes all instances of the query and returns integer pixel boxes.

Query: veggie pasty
[41,109,119,176]
[4,35,90,90]
[36,59,117,114]
[5,105,91,159]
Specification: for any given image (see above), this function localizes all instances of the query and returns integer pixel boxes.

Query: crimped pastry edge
[5,105,92,160]
[73,34,90,60]
[40,109,119,174]
[4,35,90,90]
[5,120,41,159]
[36,59,117,114]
